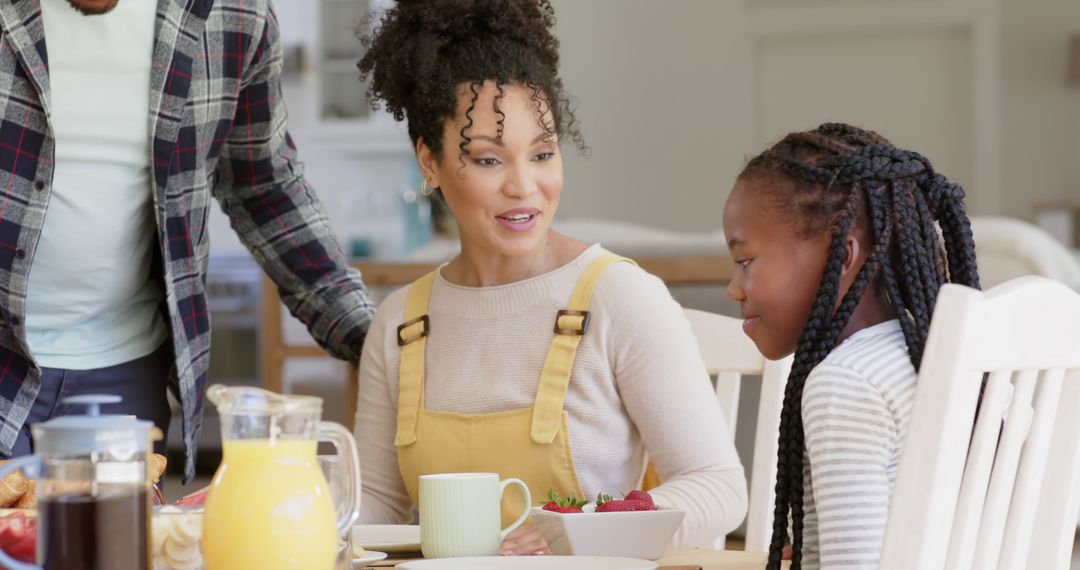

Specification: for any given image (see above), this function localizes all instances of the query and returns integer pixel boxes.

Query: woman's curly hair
[357,0,586,163]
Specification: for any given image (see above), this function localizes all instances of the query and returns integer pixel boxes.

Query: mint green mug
[419,473,532,558]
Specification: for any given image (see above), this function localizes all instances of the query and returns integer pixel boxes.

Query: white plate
[352,549,389,568]
[353,524,421,554]
[396,556,657,570]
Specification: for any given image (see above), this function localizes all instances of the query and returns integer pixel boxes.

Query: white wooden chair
[880,276,1080,570]
[682,308,791,552]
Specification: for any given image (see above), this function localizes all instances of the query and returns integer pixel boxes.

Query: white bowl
[531,504,685,560]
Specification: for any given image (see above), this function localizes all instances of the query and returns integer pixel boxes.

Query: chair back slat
[744,356,790,553]
[1027,370,1080,569]
[972,370,1038,569]
[944,369,1013,569]
[999,368,1065,569]
[714,371,742,433]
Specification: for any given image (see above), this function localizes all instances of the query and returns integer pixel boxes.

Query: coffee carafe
[0,395,158,570]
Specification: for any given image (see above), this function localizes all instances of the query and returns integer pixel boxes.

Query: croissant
[11,483,34,509]
[0,453,169,509]
[0,466,28,507]
[149,453,167,485]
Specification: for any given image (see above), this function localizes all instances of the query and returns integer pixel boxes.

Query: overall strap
[530,252,635,443]
[394,271,436,446]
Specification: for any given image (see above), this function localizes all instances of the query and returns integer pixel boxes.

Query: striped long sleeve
[799,320,915,570]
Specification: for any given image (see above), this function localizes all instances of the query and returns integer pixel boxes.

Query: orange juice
[202,439,338,570]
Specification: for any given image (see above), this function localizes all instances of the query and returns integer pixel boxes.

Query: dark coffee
[38,489,149,570]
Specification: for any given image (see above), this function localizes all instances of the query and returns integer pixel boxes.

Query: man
[0,0,375,482]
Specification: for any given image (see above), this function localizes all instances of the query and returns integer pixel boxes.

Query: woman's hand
[499,521,551,556]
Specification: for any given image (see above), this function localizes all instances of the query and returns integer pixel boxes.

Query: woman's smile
[496,208,541,232]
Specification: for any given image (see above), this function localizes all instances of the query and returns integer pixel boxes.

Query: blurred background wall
[229,0,1080,243]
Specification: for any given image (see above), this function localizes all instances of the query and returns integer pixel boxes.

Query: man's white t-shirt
[27,0,168,369]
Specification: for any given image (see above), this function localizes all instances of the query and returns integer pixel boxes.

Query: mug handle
[318,421,362,537]
[497,478,532,541]
[0,456,42,570]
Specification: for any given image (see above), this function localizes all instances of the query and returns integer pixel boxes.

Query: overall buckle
[554,309,590,336]
[397,315,430,346]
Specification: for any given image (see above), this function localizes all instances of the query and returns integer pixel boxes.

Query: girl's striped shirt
[800,319,915,570]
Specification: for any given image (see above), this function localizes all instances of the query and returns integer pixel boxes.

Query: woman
[353,0,746,553]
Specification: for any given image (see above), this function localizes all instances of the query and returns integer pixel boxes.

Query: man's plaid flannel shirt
[0,0,375,480]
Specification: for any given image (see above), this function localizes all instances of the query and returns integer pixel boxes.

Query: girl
[353,0,747,555]
[722,123,979,569]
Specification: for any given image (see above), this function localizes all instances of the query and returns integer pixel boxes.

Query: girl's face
[418,81,563,261]
[722,177,833,360]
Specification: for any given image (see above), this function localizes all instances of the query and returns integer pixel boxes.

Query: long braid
[742,123,980,569]
[892,182,934,362]
[911,182,947,312]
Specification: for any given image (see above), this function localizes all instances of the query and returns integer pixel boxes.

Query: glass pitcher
[201,384,361,570]
[0,394,159,570]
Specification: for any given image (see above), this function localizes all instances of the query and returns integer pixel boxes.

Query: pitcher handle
[498,478,532,541]
[318,421,362,537]
[0,456,42,570]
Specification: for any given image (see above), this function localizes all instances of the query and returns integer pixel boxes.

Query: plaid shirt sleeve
[211,7,374,362]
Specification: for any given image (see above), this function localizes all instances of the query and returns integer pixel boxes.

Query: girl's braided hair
[741,123,980,569]
[357,0,585,165]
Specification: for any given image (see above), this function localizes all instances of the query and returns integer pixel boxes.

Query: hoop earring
[420,180,434,197]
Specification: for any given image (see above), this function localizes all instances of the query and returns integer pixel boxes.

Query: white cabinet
[317,0,372,121]
[273,0,410,154]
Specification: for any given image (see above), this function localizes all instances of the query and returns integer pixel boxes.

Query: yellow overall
[394,253,632,525]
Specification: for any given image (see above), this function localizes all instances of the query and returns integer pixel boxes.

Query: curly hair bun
[393,0,557,44]
[358,0,582,157]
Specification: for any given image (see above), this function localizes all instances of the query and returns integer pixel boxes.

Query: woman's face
[418,81,563,260]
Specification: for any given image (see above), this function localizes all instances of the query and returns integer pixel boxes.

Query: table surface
[366,549,787,569]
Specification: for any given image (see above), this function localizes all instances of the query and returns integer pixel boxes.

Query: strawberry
[595,492,650,512]
[5,531,35,563]
[624,490,656,510]
[541,489,586,514]
[0,512,30,549]
[174,486,208,507]
[596,499,650,512]
[0,513,35,563]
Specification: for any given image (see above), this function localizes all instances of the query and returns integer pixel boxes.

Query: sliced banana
[151,517,172,551]
[164,553,201,570]
[163,535,201,566]
[171,515,202,543]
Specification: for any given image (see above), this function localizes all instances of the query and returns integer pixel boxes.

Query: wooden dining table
[366,549,785,569]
